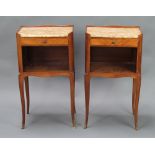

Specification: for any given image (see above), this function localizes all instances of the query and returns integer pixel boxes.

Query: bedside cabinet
[85,26,143,129]
[16,25,76,129]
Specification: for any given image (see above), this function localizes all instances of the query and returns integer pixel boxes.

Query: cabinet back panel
[22,46,69,64]
[90,47,137,63]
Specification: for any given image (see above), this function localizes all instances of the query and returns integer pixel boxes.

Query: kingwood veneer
[85,26,143,129]
[16,25,75,129]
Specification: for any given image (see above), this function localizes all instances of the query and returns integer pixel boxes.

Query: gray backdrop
[0,16,154,138]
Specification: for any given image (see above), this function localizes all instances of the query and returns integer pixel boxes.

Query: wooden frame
[84,25,143,130]
[16,25,76,129]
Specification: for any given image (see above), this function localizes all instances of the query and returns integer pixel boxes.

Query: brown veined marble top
[18,26,73,37]
[87,27,142,38]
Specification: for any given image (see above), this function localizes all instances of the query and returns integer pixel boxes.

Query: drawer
[20,37,68,46]
[90,38,138,47]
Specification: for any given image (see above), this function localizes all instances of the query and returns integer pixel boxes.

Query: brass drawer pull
[112,41,115,44]
[42,40,47,44]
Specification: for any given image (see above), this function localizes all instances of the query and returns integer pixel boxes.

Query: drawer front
[20,37,68,46]
[90,38,138,47]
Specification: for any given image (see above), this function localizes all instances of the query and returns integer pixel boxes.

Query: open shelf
[90,47,137,73]
[91,62,136,73]
[22,46,69,72]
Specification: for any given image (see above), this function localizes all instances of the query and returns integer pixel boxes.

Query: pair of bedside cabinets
[16,25,143,130]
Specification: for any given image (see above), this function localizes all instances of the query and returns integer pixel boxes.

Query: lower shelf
[90,62,136,73]
[23,61,69,72]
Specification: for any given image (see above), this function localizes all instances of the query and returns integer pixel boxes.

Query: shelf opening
[22,46,69,72]
[90,47,137,73]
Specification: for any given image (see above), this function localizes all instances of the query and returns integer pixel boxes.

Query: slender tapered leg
[18,74,26,129]
[84,74,90,129]
[73,72,76,114]
[133,76,141,130]
[132,78,136,115]
[69,72,76,127]
[25,76,30,114]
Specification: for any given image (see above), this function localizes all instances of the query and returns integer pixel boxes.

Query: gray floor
[0,16,155,137]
